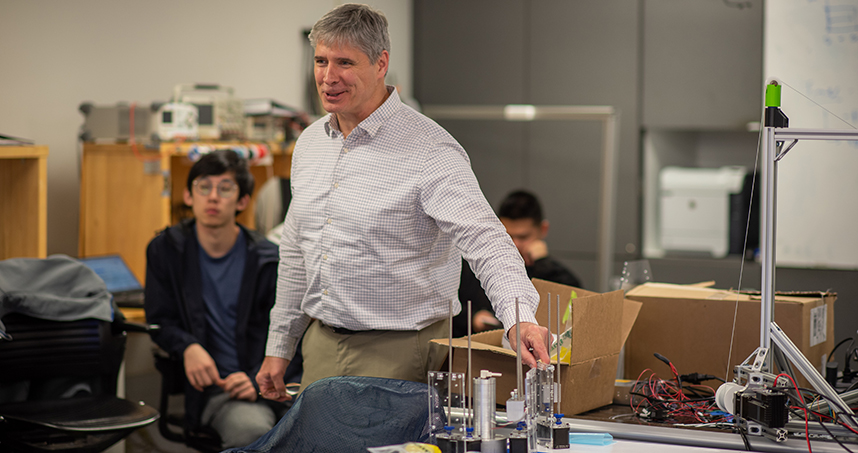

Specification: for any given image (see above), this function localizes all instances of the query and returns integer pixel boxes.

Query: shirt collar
[324,85,401,138]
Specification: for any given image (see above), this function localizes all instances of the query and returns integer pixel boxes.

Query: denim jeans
[219,376,435,453]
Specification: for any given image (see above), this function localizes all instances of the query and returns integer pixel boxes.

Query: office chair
[152,338,304,452]
[222,375,444,453]
[0,312,159,453]
[152,349,222,453]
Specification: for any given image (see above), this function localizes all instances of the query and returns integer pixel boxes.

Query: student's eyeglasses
[193,178,238,198]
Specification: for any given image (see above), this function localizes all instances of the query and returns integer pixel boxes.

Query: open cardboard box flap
[532,279,640,363]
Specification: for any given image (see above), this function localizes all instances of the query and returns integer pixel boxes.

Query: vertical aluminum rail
[759,126,777,354]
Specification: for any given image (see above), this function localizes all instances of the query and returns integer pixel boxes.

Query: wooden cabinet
[0,145,48,260]
[79,142,292,283]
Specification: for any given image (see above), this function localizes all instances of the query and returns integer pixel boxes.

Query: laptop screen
[79,255,142,293]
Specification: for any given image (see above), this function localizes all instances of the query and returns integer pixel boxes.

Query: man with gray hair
[257,3,550,402]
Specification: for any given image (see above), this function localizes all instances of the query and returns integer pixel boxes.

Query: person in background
[256,3,550,404]
[455,190,582,337]
[144,149,301,448]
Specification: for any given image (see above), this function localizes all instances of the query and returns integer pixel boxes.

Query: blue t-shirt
[199,231,246,378]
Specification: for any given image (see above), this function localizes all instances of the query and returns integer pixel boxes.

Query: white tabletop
[544,439,746,453]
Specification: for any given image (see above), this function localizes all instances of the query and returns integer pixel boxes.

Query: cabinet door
[527,0,641,281]
[413,0,530,206]
[642,0,763,129]
[0,147,47,260]
[414,0,527,105]
[79,144,166,283]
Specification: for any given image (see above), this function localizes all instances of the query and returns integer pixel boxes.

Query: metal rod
[467,299,472,429]
[515,298,522,394]
[557,293,562,411]
[547,292,551,366]
[448,299,453,425]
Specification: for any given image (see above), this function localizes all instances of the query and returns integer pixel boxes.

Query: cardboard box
[432,279,641,416]
[624,282,835,387]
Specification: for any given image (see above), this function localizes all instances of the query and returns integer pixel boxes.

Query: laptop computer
[79,255,145,308]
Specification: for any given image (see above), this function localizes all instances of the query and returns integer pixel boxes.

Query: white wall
[0,0,412,256]
[764,0,858,269]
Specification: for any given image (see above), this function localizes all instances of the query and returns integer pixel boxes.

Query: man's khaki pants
[299,319,448,391]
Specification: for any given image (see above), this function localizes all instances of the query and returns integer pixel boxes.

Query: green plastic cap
[765,83,782,107]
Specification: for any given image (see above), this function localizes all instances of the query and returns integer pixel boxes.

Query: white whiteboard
[765,0,858,269]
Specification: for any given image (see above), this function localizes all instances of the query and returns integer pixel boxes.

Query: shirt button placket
[322,143,343,303]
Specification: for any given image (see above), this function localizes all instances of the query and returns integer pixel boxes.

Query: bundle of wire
[768,373,858,453]
[629,368,732,428]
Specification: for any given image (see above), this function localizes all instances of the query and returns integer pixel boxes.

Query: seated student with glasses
[144,149,301,448]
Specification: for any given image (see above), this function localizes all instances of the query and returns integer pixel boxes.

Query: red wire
[630,368,727,425]
[838,418,858,436]
[778,373,812,453]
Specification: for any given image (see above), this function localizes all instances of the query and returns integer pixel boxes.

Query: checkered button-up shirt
[266,87,539,360]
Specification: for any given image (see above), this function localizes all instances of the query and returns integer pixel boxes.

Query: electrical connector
[680,373,720,385]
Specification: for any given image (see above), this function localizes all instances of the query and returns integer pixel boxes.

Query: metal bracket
[774,139,798,162]
[770,321,857,429]
[750,348,769,373]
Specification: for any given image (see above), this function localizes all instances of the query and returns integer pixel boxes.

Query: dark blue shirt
[199,230,246,378]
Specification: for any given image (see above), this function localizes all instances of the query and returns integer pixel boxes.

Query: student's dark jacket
[144,218,279,428]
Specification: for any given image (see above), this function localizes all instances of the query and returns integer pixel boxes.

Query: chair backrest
[0,313,124,399]
[0,313,159,453]
[224,376,442,453]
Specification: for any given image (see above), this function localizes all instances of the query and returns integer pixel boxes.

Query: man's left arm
[419,145,549,366]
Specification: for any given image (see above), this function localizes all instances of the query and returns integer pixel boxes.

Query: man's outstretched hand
[507,322,550,368]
